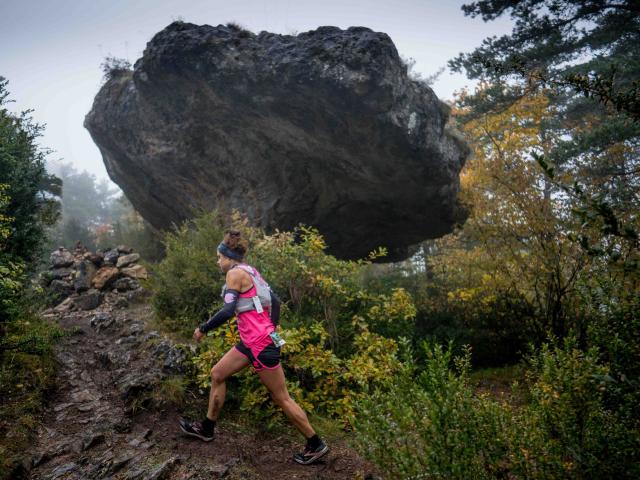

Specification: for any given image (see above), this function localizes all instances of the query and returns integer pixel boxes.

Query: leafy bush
[0,79,60,269]
[352,338,640,479]
[514,338,638,478]
[150,209,416,425]
[0,81,64,478]
[353,342,511,479]
[0,302,63,478]
[147,209,226,337]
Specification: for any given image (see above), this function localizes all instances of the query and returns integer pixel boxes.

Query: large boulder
[85,22,469,261]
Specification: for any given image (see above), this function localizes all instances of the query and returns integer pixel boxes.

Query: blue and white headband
[217,242,244,261]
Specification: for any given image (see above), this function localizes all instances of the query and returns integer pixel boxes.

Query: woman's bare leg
[207,347,249,420]
[257,365,315,437]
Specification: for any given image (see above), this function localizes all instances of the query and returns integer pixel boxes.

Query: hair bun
[222,230,248,256]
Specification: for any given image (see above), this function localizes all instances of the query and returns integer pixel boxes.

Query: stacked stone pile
[41,243,149,313]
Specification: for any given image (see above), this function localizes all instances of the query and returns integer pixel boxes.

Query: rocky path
[27,292,377,479]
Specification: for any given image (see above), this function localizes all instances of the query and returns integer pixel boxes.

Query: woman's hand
[193,327,205,342]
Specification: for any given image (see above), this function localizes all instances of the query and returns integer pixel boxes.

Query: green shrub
[352,338,640,479]
[353,342,511,479]
[147,209,226,337]
[510,338,640,479]
[0,305,63,478]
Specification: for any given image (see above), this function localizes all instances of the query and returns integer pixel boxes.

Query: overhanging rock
[85,22,469,261]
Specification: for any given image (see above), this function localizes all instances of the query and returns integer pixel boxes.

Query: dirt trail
[27,293,378,479]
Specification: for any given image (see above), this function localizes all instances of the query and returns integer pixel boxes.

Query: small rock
[117,244,134,254]
[53,297,74,313]
[115,297,130,309]
[53,402,74,412]
[71,389,98,403]
[86,251,104,266]
[50,247,74,268]
[114,277,140,292]
[143,456,180,480]
[49,279,74,300]
[74,260,97,293]
[154,341,188,374]
[81,433,105,451]
[50,267,73,280]
[116,253,140,268]
[110,350,133,366]
[121,264,148,280]
[111,452,136,474]
[144,331,160,341]
[116,335,140,346]
[125,466,146,480]
[92,266,120,290]
[118,371,156,400]
[104,248,120,265]
[210,464,232,477]
[129,323,144,336]
[127,437,143,448]
[90,312,115,331]
[114,417,133,433]
[96,352,112,366]
[49,462,78,479]
[127,288,149,303]
[73,289,103,311]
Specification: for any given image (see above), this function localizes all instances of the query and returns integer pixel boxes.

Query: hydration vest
[221,264,272,314]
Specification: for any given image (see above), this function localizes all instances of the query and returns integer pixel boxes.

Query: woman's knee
[271,391,291,407]
[210,366,226,385]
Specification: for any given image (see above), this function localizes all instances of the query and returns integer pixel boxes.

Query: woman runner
[179,230,330,465]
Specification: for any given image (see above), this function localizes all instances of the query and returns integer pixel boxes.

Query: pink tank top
[235,267,275,351]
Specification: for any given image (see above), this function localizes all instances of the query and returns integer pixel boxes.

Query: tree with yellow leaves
[429,89,588,346]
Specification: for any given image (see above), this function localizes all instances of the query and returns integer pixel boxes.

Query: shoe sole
[179,423,214,442]
[294,444,330,465]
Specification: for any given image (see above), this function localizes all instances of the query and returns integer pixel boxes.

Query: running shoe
[179,418,214,442]
[293,440,329,465]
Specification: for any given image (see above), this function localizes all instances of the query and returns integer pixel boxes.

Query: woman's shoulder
[226,265,254,289]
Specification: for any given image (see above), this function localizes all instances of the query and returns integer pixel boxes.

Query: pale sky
[0,0,513,189]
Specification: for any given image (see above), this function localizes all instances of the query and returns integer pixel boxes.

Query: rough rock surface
[85,22,469,261]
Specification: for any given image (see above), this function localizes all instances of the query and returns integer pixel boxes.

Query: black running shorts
[235,340,281,371]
